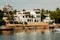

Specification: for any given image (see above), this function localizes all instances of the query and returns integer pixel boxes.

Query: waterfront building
[43,14,51,22]
[43,14,54,23]
[4,9,49,32]
[14,9,41,23]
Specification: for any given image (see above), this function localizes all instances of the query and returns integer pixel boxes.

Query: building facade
[14,9,41,23]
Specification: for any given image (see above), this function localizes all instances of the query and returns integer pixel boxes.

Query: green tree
[50,8,60,23]
[0,10,4,19]
[0,10,5,25]
[41,9,46,21]
[7,10,17,24]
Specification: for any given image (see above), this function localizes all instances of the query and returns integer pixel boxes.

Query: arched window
[27,19,32,22]
[35,20,36,22]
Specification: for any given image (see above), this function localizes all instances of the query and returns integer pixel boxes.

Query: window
[37,16,40,18]
[34,19,39,22]
[26,15,28,18]
[27,19,29,22]
[27,19,32,22]
[30,19,31,22]
[35,12,40,14]
[23,16,24,18]
[15,16,17,17]
[35,20,36,22]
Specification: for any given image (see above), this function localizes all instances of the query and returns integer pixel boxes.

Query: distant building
[14,9,41,23]
[3,4,13,13]
[43,14,54,23]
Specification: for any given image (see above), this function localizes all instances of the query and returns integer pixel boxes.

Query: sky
[0,0,60,10]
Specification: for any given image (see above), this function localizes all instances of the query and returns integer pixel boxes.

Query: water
[0,32,60,40]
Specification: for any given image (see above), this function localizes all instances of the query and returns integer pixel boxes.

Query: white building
[14,9,41,23]
[43,14,54,23]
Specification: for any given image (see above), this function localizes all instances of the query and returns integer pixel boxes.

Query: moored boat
[54,28,60,33]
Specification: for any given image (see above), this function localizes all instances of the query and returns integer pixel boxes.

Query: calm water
[0,32,60,40]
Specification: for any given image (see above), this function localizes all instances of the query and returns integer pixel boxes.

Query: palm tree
[41,9,46,21]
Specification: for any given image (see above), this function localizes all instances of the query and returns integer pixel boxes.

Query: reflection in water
[14,32,60,40]
[15,32,26,40]
[44,32,51,40]
[0,32,60,40]
[0,35,15,40]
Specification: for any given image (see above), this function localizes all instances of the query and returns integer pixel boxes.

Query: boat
[0,25,14,31]
[54,28,60,33]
